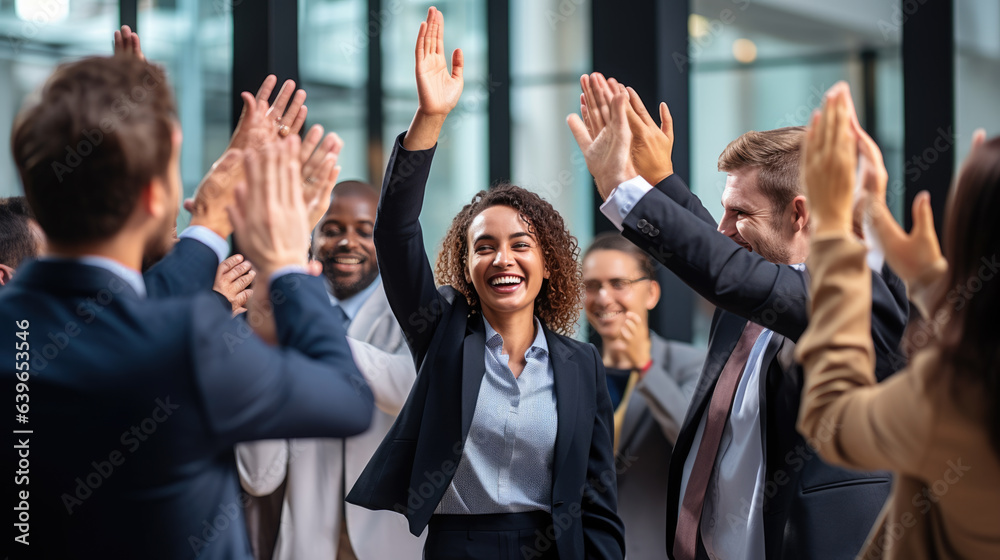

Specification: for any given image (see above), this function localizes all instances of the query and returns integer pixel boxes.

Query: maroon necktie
[673,321,765,560]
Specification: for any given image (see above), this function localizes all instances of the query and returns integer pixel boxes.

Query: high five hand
[403,6,464,151]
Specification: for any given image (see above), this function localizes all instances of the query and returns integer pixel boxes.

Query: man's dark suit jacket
[3,247,373,559]
[346,135,626,560]
[143,236,220,298]
[618,175,909,559]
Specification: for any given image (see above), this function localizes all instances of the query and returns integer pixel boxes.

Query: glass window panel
[0,0,119,197]
[689,0,904,344]
[381,0,488,262]
[955,0,1000,166]
[138,0,233,228]
[299,0,367,184]
[510,0,591,237]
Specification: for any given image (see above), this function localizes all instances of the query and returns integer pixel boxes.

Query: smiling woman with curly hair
[435,183,583,335]
[346,7,624,560]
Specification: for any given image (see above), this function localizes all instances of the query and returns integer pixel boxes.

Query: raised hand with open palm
[403,6,464,151]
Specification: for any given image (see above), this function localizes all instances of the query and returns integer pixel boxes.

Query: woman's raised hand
[415,6,464,117]
[403,7,464,151]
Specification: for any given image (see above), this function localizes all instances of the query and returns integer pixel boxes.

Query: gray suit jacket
[616,332,704,560]
[236,281,426,560]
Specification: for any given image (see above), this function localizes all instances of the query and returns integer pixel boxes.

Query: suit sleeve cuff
[599,176,654,231]
[178,226,229,264]
[269,265,309,288]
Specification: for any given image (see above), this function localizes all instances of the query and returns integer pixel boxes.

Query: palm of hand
[417,61,463,116]
[591,122,633,192]
[231,100,276,152]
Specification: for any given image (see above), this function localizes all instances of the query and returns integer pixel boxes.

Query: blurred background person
[583,231,704,559]
[0,196,44,285]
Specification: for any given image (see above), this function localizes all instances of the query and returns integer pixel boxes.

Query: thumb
[451,48,464,80]
[566,114,593,150]
[972,128,987,151]
[659,102,673,137]
[239,92,255,119]
[868,198,907,254]
[911,191,939,247]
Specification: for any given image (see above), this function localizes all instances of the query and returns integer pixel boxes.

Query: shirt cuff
[862,220,886,275]
[269,265,309,287]
[178,226,229,264]
[599,176,654,231]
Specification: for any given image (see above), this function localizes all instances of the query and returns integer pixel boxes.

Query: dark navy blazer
[346,135,626,560]
[2,247,373,559]
[620,175,909,560]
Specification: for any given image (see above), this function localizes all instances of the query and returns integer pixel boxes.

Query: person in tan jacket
[797,82,1000,559]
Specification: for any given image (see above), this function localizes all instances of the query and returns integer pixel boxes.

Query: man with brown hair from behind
[2,55,373,560]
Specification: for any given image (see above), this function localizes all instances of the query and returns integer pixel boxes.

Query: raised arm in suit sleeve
[581,345,627,559]
[192,273,374,447]
[651,173,718,227]
[618,187,909,353]
[635,339,705,444]
[144,236,221,298]
[346,337,417,416]
[796,233,933,475]
[620,186,811,339]
[373,133,449,363]
[236,439,289,496]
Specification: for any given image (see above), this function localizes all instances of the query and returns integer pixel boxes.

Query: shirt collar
[327,275,381,321]
[482,314,550,360]
[41,255,147,298]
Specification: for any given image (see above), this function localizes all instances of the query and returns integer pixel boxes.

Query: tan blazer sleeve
[795,233,935,477]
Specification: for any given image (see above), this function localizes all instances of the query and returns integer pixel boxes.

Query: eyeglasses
[583,277,650,295]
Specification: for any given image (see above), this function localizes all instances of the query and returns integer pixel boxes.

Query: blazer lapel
[460,314,487,441]
[619,332,671,451]
[617,376,648,453]
[757,331,786,468]
[683,311,748,434]
[547,331,579,478]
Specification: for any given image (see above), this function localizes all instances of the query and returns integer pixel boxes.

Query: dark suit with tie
[2,255,373,560]
[616,175,909,559]
[346,136,626,559]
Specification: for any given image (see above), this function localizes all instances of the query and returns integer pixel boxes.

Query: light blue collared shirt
[178,225,229,264]
[69,255,147,298]
[435,316,558,514]
[327,276,382,322]
[178,225,306,286]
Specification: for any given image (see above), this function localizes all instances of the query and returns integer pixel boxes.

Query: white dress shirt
[677,329,772,560]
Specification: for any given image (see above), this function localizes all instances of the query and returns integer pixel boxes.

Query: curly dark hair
[434,183,583,335]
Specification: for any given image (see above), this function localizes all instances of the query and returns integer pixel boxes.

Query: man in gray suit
[237,181,425,560]
[583,232,705,559]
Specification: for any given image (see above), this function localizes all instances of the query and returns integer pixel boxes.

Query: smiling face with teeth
[582,248,660,342]
[311,185,380,299]
[465,205,550,326]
